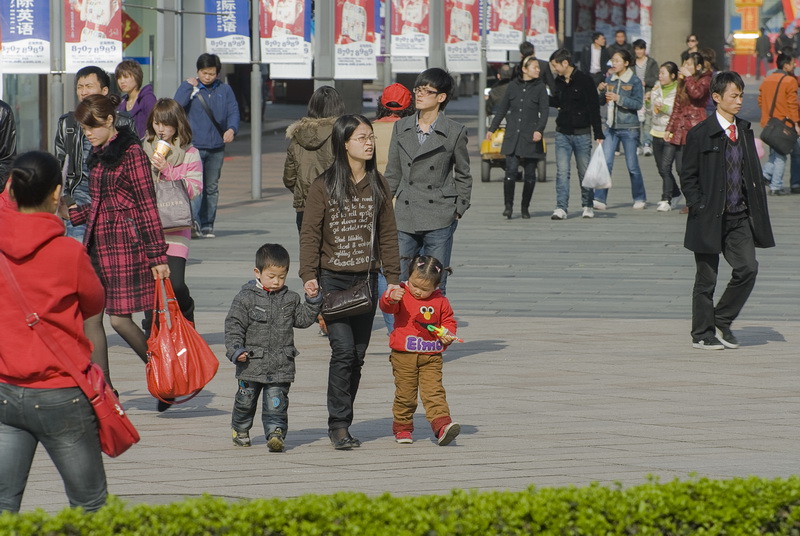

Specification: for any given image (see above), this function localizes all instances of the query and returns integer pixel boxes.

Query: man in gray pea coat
[384,68,473,293]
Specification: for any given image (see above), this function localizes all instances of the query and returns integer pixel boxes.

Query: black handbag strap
[0,252,98,402]
[768,74,790,119]
[194,90,226,137]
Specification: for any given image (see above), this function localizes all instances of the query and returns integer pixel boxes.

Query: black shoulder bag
[760,74,798,155]
[194,90,227,137]
[320,203,377,321]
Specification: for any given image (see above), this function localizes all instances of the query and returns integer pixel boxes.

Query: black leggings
[143,255,195,332]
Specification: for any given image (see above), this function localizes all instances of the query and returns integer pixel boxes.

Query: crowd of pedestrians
[0,26,792,512]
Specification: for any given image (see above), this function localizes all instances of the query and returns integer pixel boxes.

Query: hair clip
[417,261,425,267]
[434,266,441,272]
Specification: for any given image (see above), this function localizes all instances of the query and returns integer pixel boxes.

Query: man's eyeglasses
[413,87,440,97]
[350,135,376,145]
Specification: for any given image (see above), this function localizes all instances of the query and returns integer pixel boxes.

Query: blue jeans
[790,138,800,189]
[0,383,107,513]
[320,270,379,431]
[231,381,290,438]
[398,219,458,295]
[595,127,646,204]
[764,148,787,191]
[554,132,593,211]
[193,147,226,232]
[377,272,394,333]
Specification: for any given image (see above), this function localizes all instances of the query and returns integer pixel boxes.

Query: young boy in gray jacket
[225,243,320,452]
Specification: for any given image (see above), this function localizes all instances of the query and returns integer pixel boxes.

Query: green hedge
[3,476,800,535]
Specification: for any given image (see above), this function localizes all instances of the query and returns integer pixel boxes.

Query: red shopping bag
[146,278,219,403]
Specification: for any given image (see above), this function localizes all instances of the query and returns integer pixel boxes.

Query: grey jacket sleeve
[383,121,402,195]
[452,124,472,217]
[224,291,251,362]
[293,294,321,329]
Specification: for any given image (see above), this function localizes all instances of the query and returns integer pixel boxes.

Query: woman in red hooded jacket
[0,152,107,513]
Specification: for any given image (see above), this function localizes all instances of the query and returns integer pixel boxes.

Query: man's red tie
[727,125,737,142]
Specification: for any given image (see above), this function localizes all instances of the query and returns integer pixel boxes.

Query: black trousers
[319,270,378,431]
[691,214,758,341]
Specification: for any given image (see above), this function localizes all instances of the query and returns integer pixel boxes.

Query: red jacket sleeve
[74,245,105,318]
[379,287,401,314]
[439,297,457,334]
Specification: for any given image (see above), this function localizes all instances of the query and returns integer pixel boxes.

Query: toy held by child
[379,255,461,446]
[224,244,321,452]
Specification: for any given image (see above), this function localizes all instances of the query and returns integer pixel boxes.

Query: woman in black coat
[488,55,549,219]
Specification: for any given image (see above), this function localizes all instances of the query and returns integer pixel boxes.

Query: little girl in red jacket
[379,255,461,446]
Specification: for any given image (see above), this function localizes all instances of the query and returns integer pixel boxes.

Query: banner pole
[251,0,262,200]
[478,0,488,142]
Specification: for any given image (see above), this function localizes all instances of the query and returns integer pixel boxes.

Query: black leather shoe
[329,431,353,450]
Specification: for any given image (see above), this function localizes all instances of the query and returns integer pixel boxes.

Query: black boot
[521,180,535,219]
[503,180,515,219]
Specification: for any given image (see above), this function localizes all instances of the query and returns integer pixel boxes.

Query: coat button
[429,200,434,203]
[404,200,409,204]
[407,163,411,167]
[409,181,414,185]
[430,165,434,170]
[427,185,432,189]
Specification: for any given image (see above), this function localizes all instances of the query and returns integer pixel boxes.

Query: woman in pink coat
[67,94,169,391]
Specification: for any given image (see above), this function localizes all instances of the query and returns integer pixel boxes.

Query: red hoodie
[379,283,457,354]
[0,209,104,388]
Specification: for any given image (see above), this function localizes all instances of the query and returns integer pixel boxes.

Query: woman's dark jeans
[652,137,682,201]
[319,270,378,432]
[0,383,107,513]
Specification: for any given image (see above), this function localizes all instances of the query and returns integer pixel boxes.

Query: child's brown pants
[390,350,452,435]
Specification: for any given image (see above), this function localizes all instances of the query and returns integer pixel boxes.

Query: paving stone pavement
[19,87,800,513]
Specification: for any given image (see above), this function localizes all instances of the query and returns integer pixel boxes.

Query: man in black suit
[680,71,775,350]
[580,32,610,86]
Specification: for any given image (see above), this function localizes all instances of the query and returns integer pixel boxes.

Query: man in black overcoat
[680,71,775,350]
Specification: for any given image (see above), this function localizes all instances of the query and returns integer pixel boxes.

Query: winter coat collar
[285,116,337,150]
[610,68,634,83]
[86,125,140,170]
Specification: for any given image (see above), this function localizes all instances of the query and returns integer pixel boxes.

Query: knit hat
[379,83,412,111]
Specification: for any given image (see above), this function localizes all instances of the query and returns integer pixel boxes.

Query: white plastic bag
[582,144,612,189]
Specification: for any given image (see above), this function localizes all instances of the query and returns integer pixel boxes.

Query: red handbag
[146,278,219,403]
[0,253,140,457]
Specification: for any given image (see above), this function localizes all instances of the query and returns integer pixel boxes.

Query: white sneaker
[614,150,621,156]
[656,201,672,212]
[643,145,653,156]
[592,200,607,210]
[636,147,643,155]
[582,207,594,218]
[551,208,567,220]
[632,201,646,209]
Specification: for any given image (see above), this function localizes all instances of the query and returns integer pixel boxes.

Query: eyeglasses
[350,135,376,145]
[413,87,440,97]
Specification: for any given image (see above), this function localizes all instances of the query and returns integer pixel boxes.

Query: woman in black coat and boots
[487,55,549,219]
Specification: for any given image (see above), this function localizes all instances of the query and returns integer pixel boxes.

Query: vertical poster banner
[260,0,311,63]
[63,0,123,73]
[205,0,251,64]
[444,0,481,73]
[334,0,379,79]
[270,41,313,79]
[0,0,51,73]
[391,0,430,56]
[573,0,596,52]
[488,0,523,52]
[525,0,558,60]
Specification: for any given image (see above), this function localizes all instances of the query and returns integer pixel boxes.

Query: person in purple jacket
[115,60,156,138]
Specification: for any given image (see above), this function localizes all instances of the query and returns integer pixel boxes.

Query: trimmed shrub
[2,476,800,535]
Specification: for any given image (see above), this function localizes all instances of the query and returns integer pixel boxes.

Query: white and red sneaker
[437,422,461,446]
[395,431,413,444]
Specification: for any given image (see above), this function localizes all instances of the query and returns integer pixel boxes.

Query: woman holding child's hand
[299,114,401,450]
